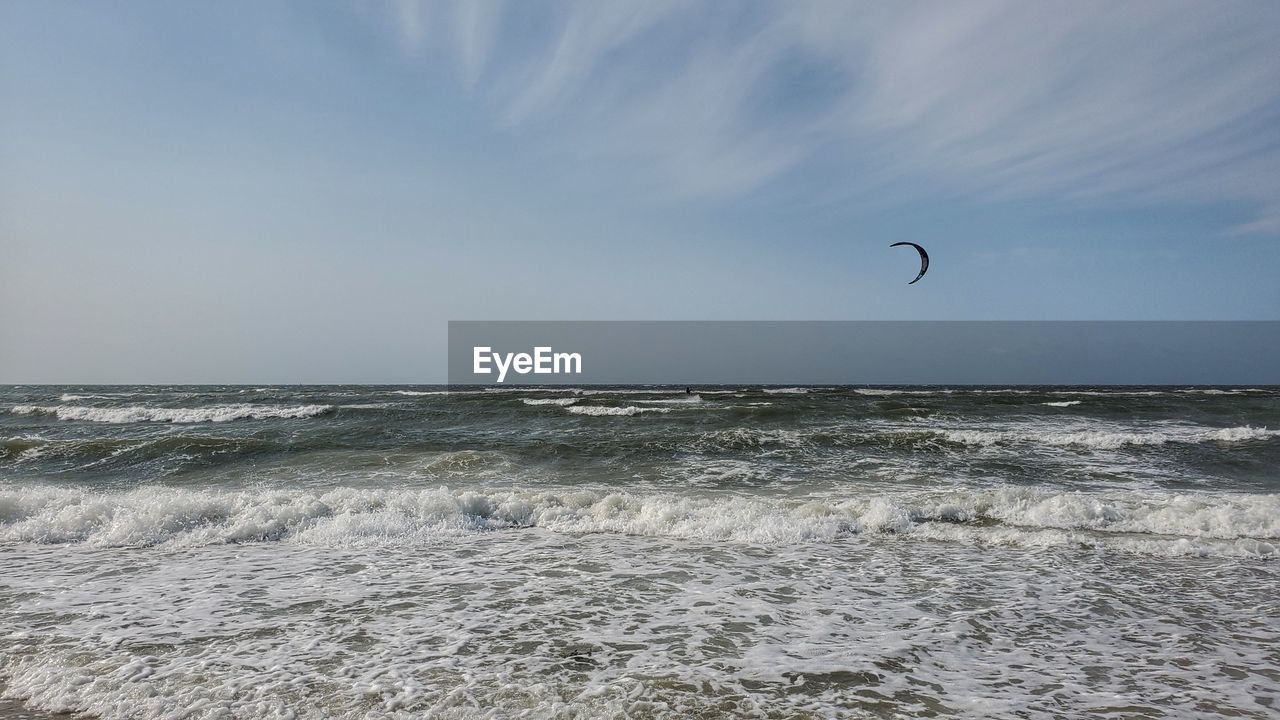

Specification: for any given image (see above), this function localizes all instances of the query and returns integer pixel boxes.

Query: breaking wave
[935,425,1279,449]
[10,404,333,424]
[0,485,1275,557]
[854,388,942,396]
[566,405,671,416]
[520,398,579,406]
[684,424,1279,452]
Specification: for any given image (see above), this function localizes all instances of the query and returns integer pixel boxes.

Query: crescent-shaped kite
[890,242,929,284]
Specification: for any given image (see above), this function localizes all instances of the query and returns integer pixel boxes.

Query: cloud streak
[381,0,1280,233]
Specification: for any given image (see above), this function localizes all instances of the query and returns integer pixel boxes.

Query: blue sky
[2,1,1278,382]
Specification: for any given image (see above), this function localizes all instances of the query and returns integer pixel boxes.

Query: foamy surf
[680,423,1279,452]
[1,484,1275,556]
[482,387,689,395]
[1,385,1278,720]
[566,405,672,416]
[935,425,1278,448]
[10,404,333,423]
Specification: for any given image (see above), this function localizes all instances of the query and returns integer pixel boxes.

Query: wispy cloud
[376,0,1280,233]
[501,1,689,123]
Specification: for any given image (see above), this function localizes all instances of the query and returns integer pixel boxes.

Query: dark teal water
[3,385,1278,493]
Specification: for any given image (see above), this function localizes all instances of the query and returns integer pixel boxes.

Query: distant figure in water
[685,387,692,394]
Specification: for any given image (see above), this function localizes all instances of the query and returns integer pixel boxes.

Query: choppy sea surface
[1,385,1278,719]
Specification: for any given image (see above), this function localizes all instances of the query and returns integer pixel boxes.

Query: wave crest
[566,406,671,416]
[11,404,333,424]
[520,398,579,406]
[1,485,1275,557]
[936,425,1278,449]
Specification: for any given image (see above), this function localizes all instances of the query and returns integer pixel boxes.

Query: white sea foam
[1046,390,1169,397]
[520,398,578,406]
[764,387,811,394]
[390,390,485,396]
[3,385,1277,719]
[685,423,1278,451]
[1177,388,1267,395]
[10,404,332,423]
[4,521,1276,720]
[572,388,688,395]
[1,484,1275,554]
[483,387,687,396]
[1042,400,1083,407]
[935,425,1278,449]
[481,386,571,393]
[566,405,671,416]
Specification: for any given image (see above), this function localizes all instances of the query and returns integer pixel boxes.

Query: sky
[2,1,1279,383]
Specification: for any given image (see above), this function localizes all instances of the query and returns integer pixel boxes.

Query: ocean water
[1,385,1278,719]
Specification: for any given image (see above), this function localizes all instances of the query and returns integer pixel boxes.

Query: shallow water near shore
[2,385,1278,718]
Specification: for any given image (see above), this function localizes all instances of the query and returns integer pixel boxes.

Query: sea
[1,385,1277,719]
